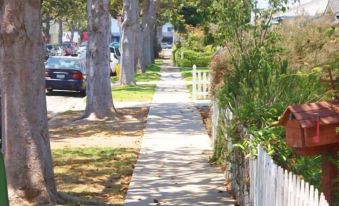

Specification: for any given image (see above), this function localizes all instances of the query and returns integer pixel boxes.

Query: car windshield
[46,57,83,71]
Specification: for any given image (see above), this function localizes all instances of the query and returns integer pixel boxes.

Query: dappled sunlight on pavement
[124,62,235,205]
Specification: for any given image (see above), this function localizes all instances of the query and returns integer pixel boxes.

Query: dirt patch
[196,106,212,138]
[49,107,149,149]
[50,107,149,205]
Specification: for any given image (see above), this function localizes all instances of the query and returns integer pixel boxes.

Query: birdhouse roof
[279,100,339,128]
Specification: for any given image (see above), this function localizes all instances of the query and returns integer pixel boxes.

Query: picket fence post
[192,64,197,101]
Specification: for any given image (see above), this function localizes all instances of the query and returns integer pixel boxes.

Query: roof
[327,0,339,13]
[279,100,339,128]
[273,0,329,18]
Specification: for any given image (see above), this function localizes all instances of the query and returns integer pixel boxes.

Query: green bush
[174,48,212,67]
[211,20,335,189]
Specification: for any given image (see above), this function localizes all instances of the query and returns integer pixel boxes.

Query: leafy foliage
[207,0,336,191]
[42,0,87,31]
[174,48,212,67]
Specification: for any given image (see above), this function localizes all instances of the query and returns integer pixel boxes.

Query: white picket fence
[192,65,210,100]
[250,145,329,206]
[210,100,329,206]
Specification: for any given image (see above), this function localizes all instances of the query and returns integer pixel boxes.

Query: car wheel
[80,89,86,97]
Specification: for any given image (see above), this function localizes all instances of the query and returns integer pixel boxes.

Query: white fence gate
[192,65,210,100]
[210,101,329,206]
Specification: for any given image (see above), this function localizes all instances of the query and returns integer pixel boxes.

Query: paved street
[46,91,152,115]
[46,91,85,114]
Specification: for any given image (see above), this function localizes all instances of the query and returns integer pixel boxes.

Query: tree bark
[46,19,51,43]
[85,0,115,119]
[120,0,139,85]
[42,13,51,43]
[134,24,142,73]
[0,1,58,205]
[150,25,156,61]
[139,0,157,72]
[70,21,75,43]
[58,19,63,44]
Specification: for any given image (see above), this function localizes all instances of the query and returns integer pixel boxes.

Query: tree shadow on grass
[53,148,139,206]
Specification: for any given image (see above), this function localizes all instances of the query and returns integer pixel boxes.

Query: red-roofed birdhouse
[279,101,339,154]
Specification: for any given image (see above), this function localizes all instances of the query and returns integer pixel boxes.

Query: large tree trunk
[0,1,58,205]
[139,0,157,72]
[120,0,139,85]
[85,0,115,119]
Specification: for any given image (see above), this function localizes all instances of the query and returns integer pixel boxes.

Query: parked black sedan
[45,56,86,96]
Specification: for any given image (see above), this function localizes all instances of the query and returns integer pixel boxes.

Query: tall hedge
[174,48,212,67]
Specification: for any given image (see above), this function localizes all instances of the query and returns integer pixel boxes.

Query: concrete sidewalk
[124,63,235,206]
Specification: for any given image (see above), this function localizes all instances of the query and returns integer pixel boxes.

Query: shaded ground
[49,107,149,205]
[49,107,149,149]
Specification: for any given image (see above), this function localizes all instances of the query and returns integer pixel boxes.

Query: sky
[256,0,315,9]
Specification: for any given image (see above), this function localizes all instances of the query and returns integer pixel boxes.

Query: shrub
[211,17,335,189]
[174,48,212,67]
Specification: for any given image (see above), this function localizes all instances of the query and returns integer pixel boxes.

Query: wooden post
[192,64,197,101]
[321,147,339,204]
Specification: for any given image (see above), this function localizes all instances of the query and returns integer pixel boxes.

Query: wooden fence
[211,100,329,206]
[192,65,210,100]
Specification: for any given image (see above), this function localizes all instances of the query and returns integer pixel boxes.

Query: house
[46,17,122,44]
[111,17,122,43]
[272,0,339,24]
[161,22,174,44]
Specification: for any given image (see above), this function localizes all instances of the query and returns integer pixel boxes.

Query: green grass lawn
[135,64,161,82]
[112,84,156,102]
[154,59,163,66]
[111,61,162,102]
[53,147,138,205]
[111,62,161,83]
[181,67,210,82]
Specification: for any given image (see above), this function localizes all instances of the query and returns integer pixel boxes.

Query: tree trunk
[42,13,51,43]
[70,21,75,43]
[85,0,115,119]
[156,25,162,46]
[58,19,63,44]
[134,24,142,73]
[0,1,58,205]
[139,0,157,71]
[150,25,156,61]
[120,0,139,85]
[46,18,51,43]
